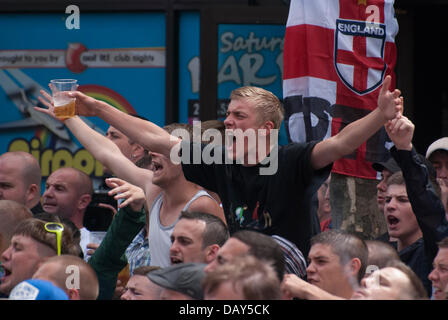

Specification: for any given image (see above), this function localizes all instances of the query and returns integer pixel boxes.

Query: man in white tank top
[140,123,225,267]
[148,189,213,266]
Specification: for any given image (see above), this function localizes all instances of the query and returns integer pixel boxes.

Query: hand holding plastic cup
[49,79,78,119]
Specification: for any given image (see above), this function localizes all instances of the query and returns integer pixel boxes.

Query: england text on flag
[283,0,398,179]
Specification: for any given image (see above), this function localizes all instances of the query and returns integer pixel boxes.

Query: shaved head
[33,255,99,300]
[55,167,93,196]
[0,152,42,208]
[42,168,92,227]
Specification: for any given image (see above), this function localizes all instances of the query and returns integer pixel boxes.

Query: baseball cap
[9,279,69,300]
[373,152,436,178]
[372,157,400,174]
[147,263,206,300]
[426,137,448,159]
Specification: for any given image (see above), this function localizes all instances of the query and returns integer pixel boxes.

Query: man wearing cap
[426,137,448,217]
[147,263,206,300]
[372,156,401,243]
[120,266,162,300]
[372,157,401,214]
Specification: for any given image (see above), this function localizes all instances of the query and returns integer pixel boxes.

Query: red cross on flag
[283,0,398,179]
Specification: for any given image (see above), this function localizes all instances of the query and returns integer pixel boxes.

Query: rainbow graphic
[78,84,136,115]
[34,127,52,147]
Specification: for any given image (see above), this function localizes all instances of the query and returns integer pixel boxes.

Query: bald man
[42,167,93,258]
[0,152,42,212]
[33,254,99,300]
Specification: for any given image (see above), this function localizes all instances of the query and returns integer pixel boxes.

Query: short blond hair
[230,86,284,129]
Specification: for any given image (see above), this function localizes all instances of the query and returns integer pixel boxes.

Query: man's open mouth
[170,257,183,264]
[1,268,11,282]
[387,215,400,226]
[152,162,163,172]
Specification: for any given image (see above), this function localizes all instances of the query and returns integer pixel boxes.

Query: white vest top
[148,189,212,267]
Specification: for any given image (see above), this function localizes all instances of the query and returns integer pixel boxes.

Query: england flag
[283,0,398,179]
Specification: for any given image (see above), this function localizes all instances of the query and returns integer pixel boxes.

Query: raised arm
[386,114,448,258]
[311,75,402,170]
[43,89,180,158]
[36,91,154,195]
[281,274,344,300]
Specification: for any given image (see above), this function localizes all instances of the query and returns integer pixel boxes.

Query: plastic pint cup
[89,231,107,245]
[50,79,78,119]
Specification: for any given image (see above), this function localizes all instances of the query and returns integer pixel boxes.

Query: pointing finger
[380,75,391,95]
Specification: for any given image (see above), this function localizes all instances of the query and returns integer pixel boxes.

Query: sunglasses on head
[44,222,64,256]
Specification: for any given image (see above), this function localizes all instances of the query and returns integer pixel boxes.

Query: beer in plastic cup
[50,79,78,119]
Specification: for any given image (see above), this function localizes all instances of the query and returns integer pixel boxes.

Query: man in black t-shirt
[180,138,328,256]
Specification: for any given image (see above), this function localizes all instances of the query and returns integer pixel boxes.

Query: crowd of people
[0,76,447,301]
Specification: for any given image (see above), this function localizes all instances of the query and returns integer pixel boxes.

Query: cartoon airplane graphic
[0,69,103,140]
